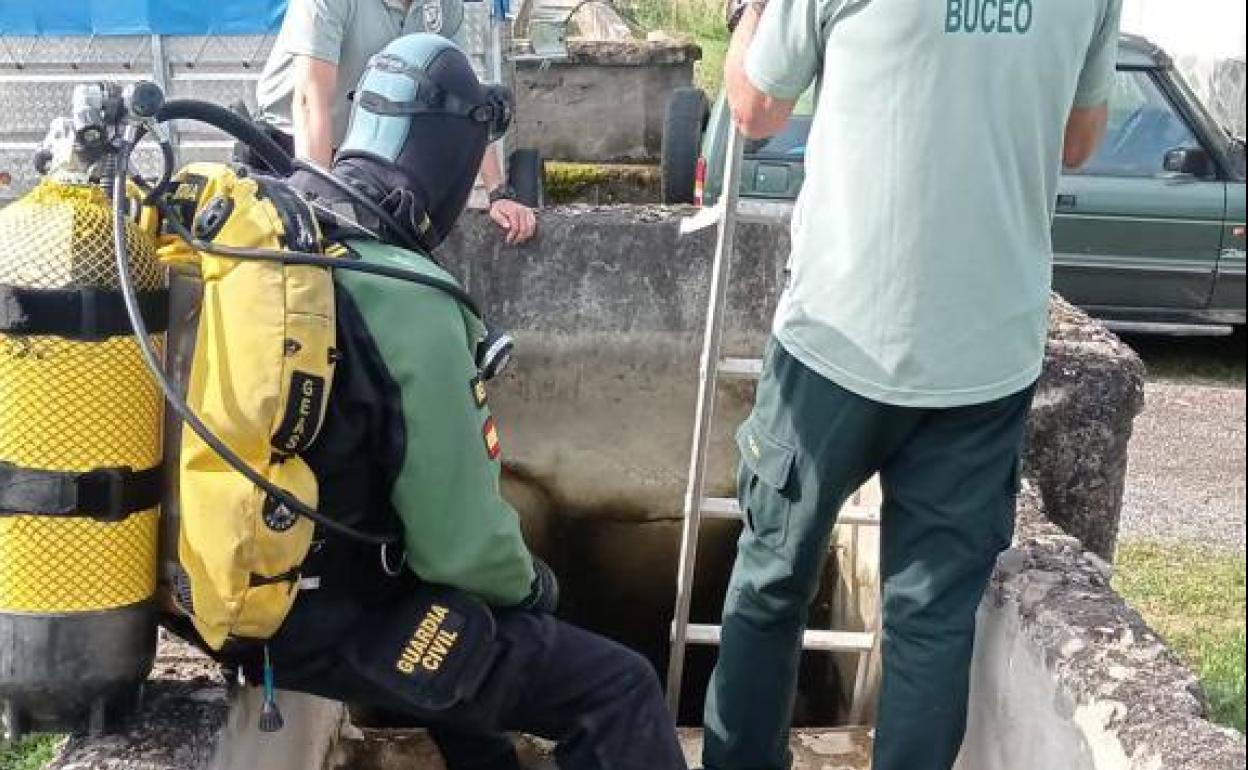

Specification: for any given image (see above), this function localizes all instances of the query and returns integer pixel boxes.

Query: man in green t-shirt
[703,1,1122,769]
[256,0,537,245]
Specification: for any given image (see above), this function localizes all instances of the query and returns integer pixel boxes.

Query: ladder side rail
[665,127,749,713]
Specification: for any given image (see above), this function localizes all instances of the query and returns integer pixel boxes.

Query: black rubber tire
[508,148,546,209]
[662,87,709,204]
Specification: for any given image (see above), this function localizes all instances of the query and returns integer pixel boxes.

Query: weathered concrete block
[1027,301,1147,560]
[960,493,1247,770]
[513,41,701,163]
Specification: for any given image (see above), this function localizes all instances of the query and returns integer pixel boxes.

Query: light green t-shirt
[257,0,485,147]
[747,0,1122,407]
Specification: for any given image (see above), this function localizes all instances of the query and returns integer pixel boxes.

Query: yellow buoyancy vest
[156,164,336,650]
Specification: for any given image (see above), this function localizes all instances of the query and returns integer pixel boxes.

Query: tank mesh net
[0,182,165,612]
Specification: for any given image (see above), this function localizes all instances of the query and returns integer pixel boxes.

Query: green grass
[1115,542,1247,732]
[0,735,62,770]
[621,0,730,92]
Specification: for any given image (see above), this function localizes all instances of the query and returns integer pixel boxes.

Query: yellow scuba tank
[0,181,165,737]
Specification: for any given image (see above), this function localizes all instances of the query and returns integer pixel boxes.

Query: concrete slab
[679,728,872,770]
[330,727,873,770]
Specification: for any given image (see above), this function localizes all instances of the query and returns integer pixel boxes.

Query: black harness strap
[0,284,169,340]
[0,462,163,522]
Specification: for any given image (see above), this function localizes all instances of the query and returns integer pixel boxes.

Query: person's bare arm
[292,55,338,166]
[726,6,798,139]
[1063,104,1108,169]
[480,146,504,191]
[481,145,537,245]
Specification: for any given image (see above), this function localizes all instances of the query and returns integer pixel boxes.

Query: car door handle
[1056,194,1078,211]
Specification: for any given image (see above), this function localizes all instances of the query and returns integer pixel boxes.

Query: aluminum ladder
[665,127,882,722]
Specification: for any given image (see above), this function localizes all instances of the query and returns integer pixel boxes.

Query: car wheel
[508,148,545,209]
[662,87,709,204]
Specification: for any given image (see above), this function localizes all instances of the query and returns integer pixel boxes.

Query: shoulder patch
[470,376,488,409]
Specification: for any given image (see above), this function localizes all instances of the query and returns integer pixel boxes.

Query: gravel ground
[1119,380,1247,552]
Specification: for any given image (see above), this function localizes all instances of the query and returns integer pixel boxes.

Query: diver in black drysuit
[236,34,688,770]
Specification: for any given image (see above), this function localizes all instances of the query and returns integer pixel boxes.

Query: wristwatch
[488,184,518,205]
[727,0,768,32]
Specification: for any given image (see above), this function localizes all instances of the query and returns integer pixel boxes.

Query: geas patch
[482,417,501,460]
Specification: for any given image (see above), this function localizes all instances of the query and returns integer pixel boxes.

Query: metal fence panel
[0,34,274,201]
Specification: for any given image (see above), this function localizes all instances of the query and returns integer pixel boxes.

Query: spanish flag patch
[482,417,502,460]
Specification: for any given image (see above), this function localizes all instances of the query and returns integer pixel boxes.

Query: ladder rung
[736,199,795,224]
[683,624,876,653]
[701,497,881,527]
[718,357,762,379]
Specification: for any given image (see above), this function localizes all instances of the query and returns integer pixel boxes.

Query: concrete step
[331,727,872,770]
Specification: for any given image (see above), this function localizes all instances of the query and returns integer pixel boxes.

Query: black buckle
[78,466,130,522]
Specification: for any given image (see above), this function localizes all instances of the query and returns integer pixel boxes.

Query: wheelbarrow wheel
[662,87,709,204]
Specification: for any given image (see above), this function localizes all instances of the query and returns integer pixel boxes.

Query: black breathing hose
[152,204,483,319]
[111,137,397,546]
[156,99,294,177]
[154,100,426,259]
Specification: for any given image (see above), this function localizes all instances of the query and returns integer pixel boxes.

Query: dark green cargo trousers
[703,339,1035,770]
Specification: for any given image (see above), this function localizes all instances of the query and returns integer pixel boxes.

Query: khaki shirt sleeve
[1074,0,1123,107]
[744,0,839,100]
[281,0,353,65]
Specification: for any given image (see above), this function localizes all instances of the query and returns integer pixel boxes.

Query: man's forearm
[293,94,334,166]
[292,56,338,166]
[1063,104,1108,169]
[725,5,794,139]
[480,145,504,192]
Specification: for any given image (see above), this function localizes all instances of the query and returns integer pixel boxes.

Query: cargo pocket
[735,418,797,551]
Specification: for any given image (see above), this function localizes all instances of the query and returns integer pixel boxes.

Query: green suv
[662,35,1247,330]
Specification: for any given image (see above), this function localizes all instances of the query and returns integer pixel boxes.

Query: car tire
[662,87,709,204]
[508,148,545,209]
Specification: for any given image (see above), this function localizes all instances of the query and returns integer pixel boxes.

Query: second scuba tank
[0,181,165,738]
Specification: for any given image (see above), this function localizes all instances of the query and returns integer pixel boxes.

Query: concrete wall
[513,41,700,163]
[439,206,1144,559]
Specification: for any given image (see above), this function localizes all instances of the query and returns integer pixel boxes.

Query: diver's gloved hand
[522,557,560,614]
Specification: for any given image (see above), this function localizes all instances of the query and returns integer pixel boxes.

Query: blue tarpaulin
[0,1,289,36]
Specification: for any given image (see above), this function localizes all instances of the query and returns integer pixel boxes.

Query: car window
[1073,70,1202,178]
